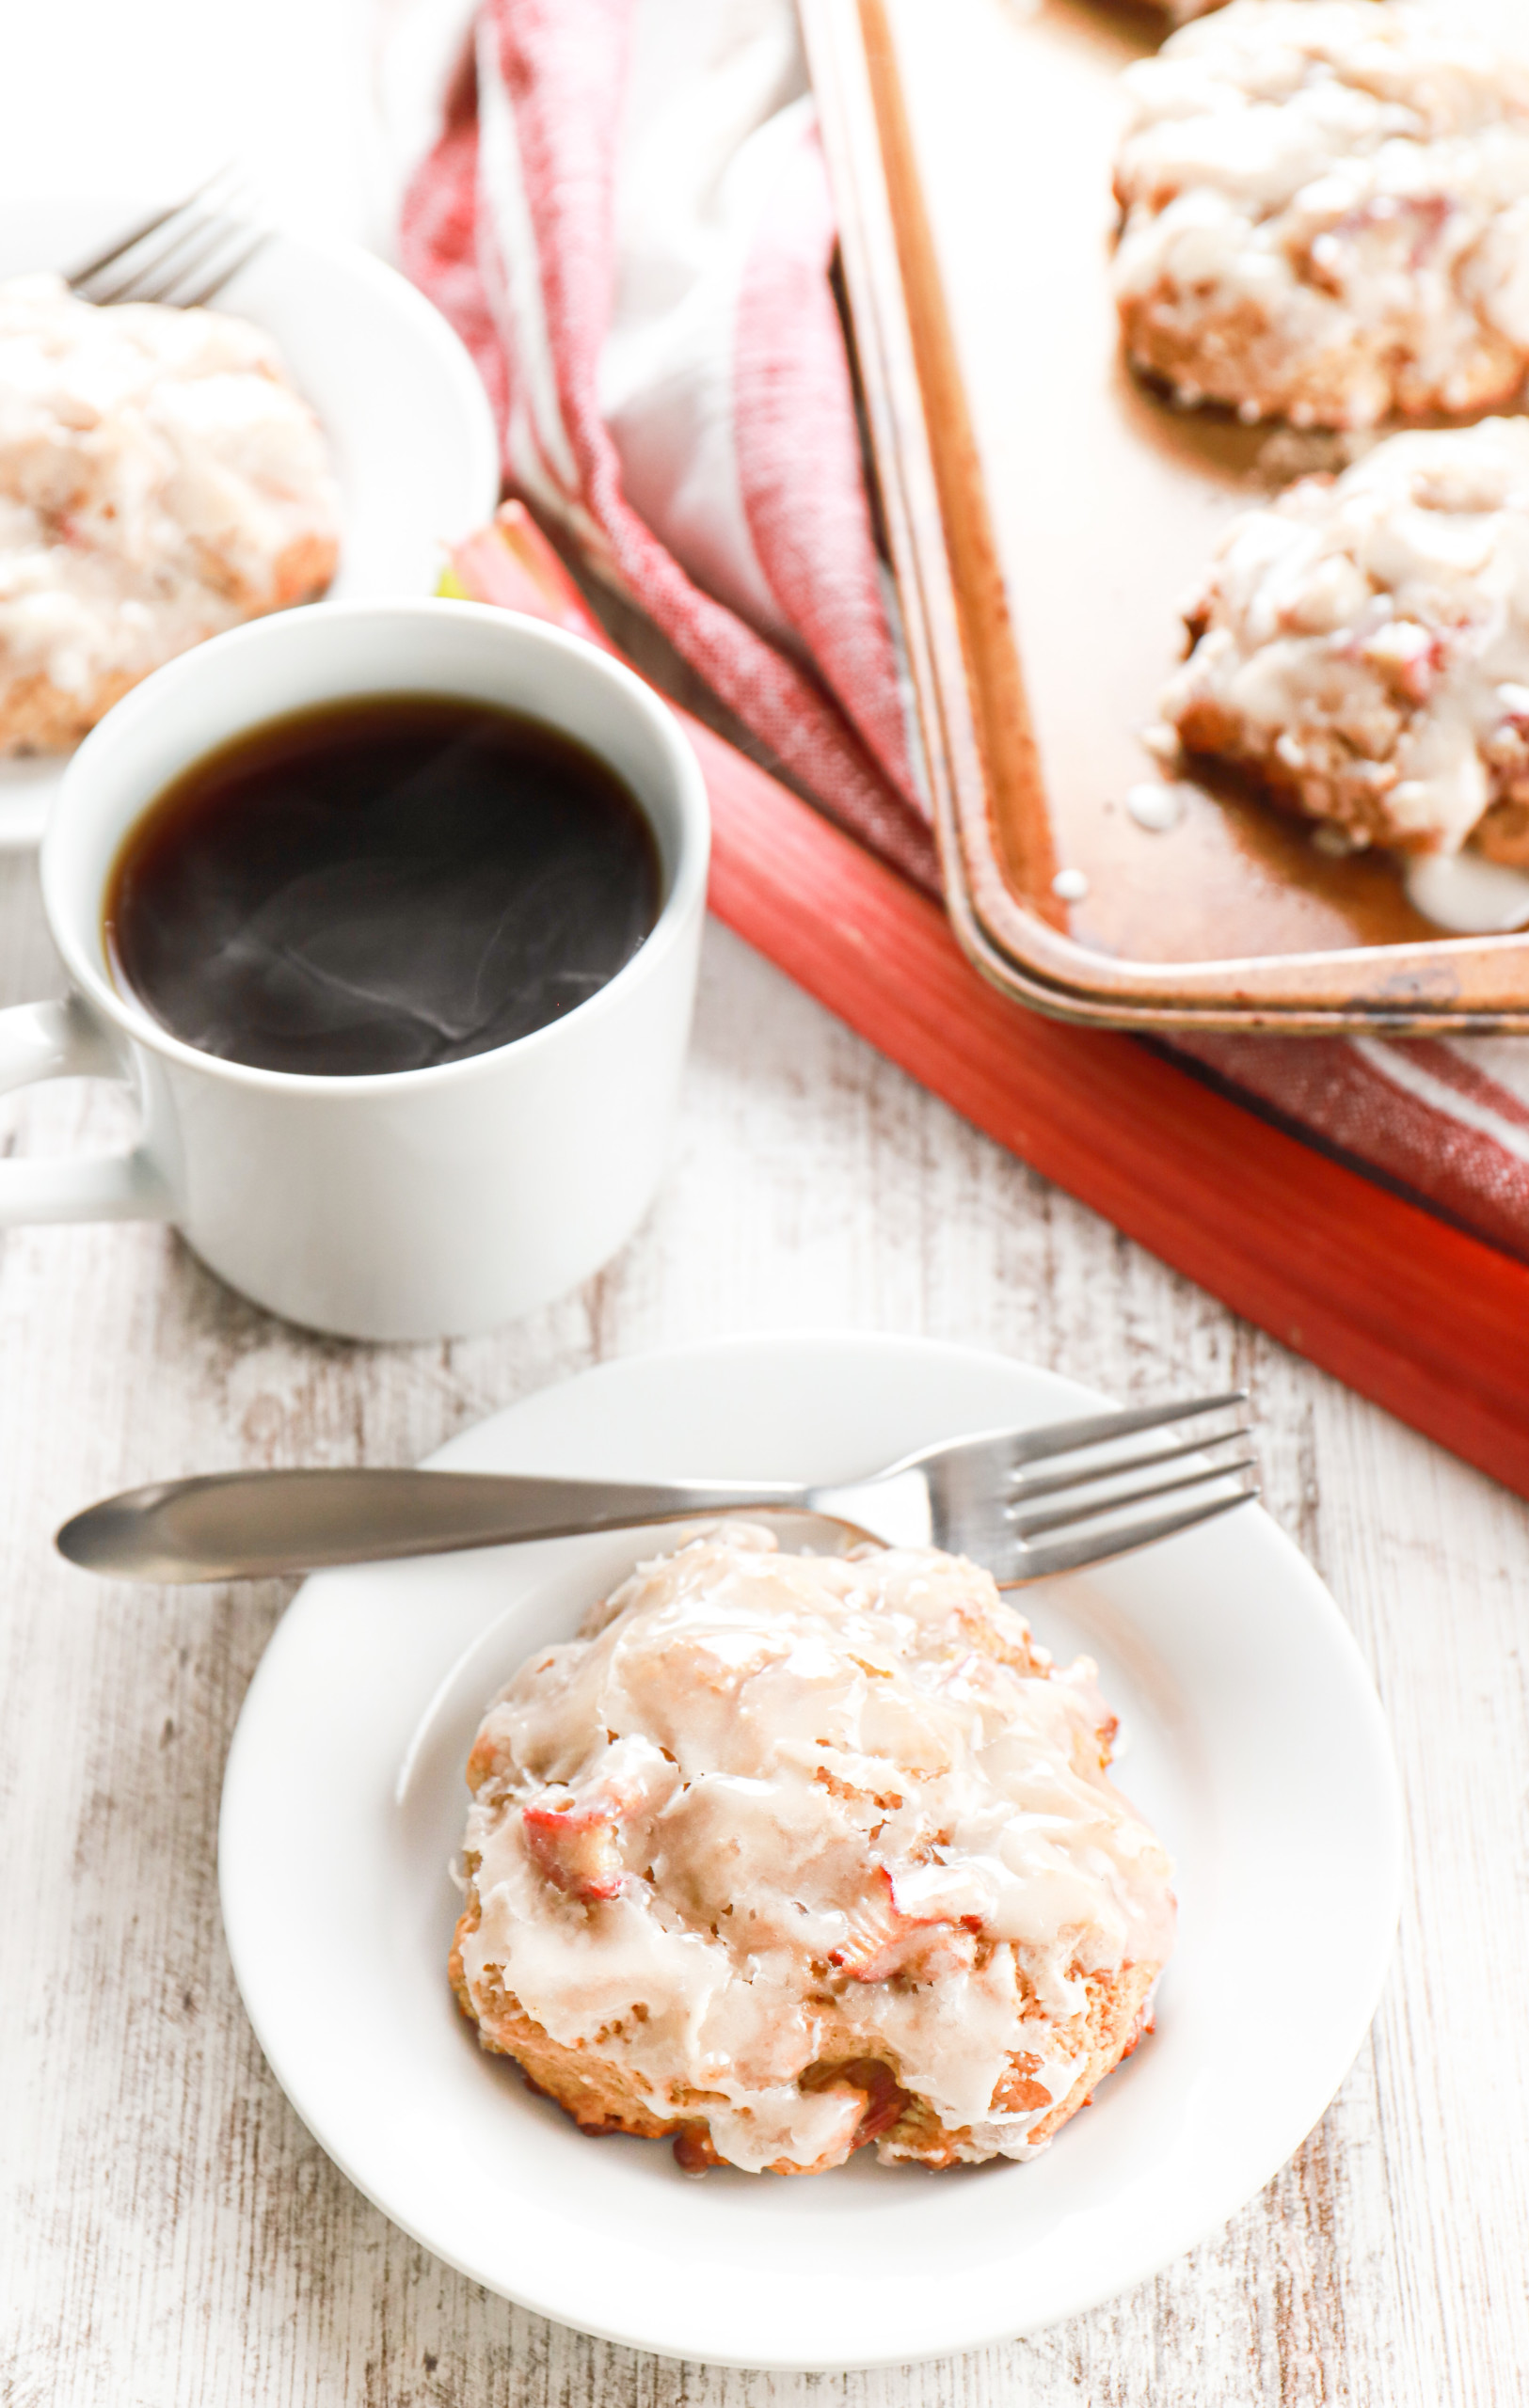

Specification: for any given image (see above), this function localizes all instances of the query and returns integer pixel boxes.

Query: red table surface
[453,509,1529,1505]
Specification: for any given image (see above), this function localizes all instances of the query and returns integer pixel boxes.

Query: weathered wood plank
[4,868,1526,2406]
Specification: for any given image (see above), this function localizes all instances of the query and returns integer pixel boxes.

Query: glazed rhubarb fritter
[1114,3,1529,431]
[0,272,339,753]
[1162,417,1529,861]
[450,1525,1174,2176]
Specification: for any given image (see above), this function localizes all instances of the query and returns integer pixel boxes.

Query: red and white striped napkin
[400,0,1529,1265]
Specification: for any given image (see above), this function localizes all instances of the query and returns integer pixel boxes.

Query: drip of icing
[1052,867,1089,901]
[1125,782,1188,832]
[1404,850,1529,934]
[1313,822,1363,857]
[1138,721,1182,764]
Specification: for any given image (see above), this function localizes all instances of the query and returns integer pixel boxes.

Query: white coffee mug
[0,600,709,1341]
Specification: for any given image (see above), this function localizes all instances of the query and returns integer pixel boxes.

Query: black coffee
[104,693,663,1076]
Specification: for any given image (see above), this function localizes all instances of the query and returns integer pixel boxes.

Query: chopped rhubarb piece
[827,1867,973,1983]
[802,2055,910,2149]
[672,2123,725,2173]
[522,1794,625,1900]
[1359,619,1448,705]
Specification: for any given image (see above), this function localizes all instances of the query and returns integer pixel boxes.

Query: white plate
[0,197,501,848]
[220,1334,1402,2371]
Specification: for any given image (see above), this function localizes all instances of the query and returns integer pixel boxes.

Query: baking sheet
[806,0,1529,1028]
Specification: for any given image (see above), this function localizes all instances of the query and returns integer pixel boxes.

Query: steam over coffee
[104,694,662,1077]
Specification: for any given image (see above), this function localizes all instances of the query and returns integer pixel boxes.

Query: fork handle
[55,1467,812,1584]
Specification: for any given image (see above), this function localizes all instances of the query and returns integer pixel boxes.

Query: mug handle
[0,997,172,1226]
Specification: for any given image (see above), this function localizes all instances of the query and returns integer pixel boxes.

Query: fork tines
[1006,1388,1258,1570]
[67,167,271,309]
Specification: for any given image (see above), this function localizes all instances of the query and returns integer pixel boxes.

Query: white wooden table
[4,11,1528,2400]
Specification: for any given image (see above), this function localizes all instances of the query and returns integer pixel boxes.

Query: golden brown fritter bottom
[450,1901,1160,2176]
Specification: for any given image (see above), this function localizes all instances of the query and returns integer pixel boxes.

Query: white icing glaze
[1139,720,1184,763]
[1115,3,1529,428]
[457,1526,1174,2175]
[1162,417,1529,861]
[1052,866,1091,901]
[1126,780,1190,832]
[1404,848,1529,931]
[0,272,339,745]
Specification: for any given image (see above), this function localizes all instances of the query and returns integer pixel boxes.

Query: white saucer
[219,1334,1402,2371]
[0,197,501,848]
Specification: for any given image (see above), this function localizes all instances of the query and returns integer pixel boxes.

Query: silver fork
[67,166,272,309]
[55,1388,1257,1585]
